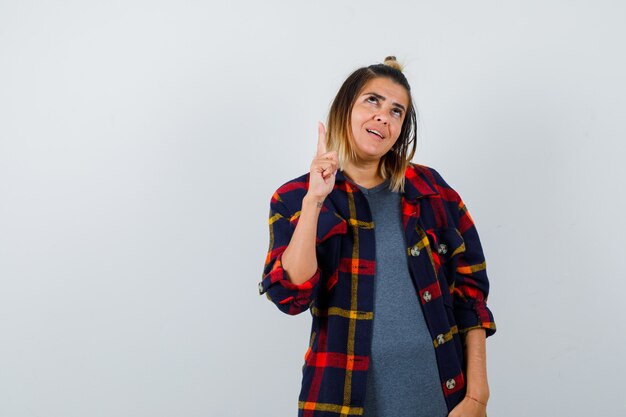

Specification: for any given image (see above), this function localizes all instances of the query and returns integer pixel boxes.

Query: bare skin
[342,77,409,188]
[449,329,489,417]
[280,122,338,285]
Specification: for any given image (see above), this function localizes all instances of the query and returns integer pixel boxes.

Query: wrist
[465,389,489,405]
[465,393,488,407]
[303,193,325,209]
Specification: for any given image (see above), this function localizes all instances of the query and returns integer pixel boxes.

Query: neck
[342,160,383,188]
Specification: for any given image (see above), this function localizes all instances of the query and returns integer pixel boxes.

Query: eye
[366,96,378,104]
[392,108,403,117]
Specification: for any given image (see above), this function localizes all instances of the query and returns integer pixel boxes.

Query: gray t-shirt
[354,178,448,417]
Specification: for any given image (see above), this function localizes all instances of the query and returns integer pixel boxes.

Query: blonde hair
[326,56,417,193]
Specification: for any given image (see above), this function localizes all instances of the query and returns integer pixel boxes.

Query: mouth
[366,128,385,140]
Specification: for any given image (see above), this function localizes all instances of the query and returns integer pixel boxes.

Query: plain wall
[1,1,625,416]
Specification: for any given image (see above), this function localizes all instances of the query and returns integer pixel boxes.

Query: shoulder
[406,162,461,202]
[274,171,310,194]
[269,171,311,213]
[407,162,446,185]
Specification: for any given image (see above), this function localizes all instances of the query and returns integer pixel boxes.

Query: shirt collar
[335,164,438,201]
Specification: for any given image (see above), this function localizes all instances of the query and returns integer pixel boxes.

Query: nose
[375,114,388,125]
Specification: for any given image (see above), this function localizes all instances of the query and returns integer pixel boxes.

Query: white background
[1,1,625,416]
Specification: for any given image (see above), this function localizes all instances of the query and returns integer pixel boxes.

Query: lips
[366,128,385,139]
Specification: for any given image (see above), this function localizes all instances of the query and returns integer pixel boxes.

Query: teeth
[367,129,383,139]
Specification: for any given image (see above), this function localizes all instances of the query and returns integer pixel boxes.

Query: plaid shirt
[258,163,496,416]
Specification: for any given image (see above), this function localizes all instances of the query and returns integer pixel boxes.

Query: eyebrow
[363,92,407,112]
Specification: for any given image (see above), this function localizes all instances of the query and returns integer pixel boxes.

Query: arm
[427,167,494,416]
[281,194,324,285]
[258,123,339,315]
[448,328,489,417]
[257,193,323,315]
[464,328,490,403]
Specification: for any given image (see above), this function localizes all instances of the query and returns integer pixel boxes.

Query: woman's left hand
[447,396,487,417]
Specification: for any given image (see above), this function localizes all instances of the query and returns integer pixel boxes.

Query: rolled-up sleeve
[452,197,497,338]
[258,193,321,315]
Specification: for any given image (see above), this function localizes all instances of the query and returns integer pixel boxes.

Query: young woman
[258,56,497,417]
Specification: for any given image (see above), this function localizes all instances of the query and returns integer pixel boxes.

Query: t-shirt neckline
[355,178,391,195]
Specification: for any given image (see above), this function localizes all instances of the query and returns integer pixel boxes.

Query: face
[349,77,409,163]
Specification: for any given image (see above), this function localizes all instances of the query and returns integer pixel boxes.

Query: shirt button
[446,378,456,390]
[410,246,420,256]
[437,334,445,345]
[437,243,448,255]
[258,281,264,295]
[422,291,432,302]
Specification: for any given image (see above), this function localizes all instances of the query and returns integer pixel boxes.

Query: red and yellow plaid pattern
[259,163,497,416]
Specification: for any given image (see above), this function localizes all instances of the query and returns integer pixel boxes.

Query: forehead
[357,77,409,108]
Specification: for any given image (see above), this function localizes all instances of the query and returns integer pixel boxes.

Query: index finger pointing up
[317,121,327,156]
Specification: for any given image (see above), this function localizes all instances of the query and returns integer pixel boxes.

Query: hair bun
[383,56,404,72]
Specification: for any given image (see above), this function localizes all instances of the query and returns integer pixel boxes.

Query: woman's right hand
[306,122,338,202]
